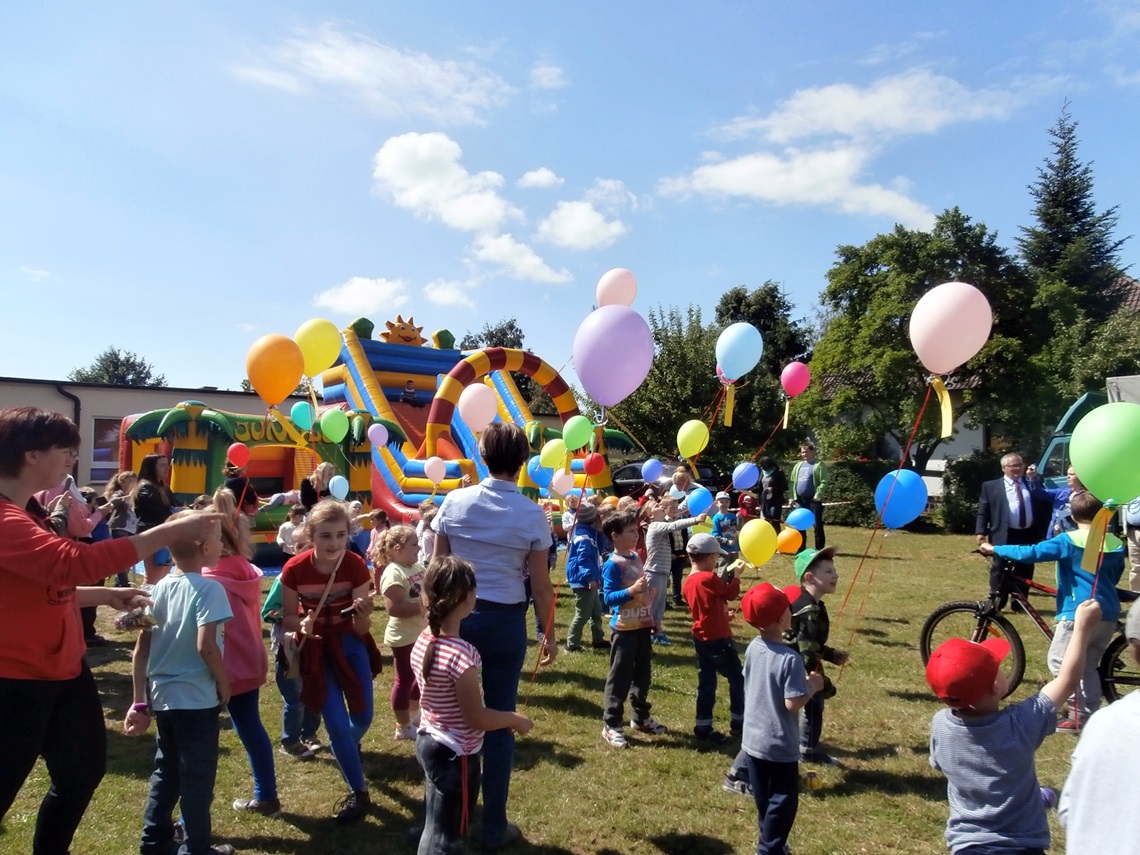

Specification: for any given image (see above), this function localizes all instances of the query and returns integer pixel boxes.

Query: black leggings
[0,662,107,855]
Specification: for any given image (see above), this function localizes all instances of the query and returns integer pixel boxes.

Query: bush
[942,450,1003,533]
[824,460,895,527]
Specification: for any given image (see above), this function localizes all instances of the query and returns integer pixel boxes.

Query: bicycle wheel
[919,601,1026,698]
[1099,632,1140,703]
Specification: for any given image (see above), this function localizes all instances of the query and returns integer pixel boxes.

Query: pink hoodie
[204,554,268,696]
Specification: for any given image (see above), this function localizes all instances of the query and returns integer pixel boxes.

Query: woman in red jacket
[0,407,221,855]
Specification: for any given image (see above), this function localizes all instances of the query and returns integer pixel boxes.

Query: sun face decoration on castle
[380,315,427,347]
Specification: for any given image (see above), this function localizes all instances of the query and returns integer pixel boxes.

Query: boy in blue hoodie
[981,491,1124,732]
[565,502,608,652]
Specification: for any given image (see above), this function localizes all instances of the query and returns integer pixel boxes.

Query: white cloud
[1102,0,1140,33]
[19,265,50,281]
[424,279,476,309]
[517,167,563,189]
[530,63,568,89]
[233,24,515,126]
[313,276,410,314]
[469,234,572,283]
[659,145,935,229]
[712,70,1029,144]
[535,201,628,250]
[372,132,523,233]
[858,32,941,67]
[585,178,641,211]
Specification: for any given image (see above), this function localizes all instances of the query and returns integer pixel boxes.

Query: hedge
[941,449,1004,534]
[822,460,896,528]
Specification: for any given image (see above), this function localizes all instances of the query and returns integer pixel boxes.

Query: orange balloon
[246,334,304,407]
[776,527,802,554]
[602,496,620,508]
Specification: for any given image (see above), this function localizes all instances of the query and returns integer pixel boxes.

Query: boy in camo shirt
[785,547,849,765]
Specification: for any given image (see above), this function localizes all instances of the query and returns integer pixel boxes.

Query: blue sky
[3,2,1138,395]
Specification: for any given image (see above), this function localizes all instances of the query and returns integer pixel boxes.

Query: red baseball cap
[925,637,1011,708]
[741,583,801,629]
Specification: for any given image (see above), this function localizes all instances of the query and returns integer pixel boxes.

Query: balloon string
[837,533,887,684]
[521,580,562,711]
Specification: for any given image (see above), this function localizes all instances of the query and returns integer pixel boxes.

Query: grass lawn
[3,527,1085,854]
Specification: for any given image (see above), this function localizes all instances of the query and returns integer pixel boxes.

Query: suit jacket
[975,477,1050,544]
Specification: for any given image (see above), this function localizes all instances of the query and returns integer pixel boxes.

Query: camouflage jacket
[783,590,839,673]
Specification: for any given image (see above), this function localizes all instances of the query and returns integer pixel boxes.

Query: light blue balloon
[787,506,815,530]
[732,462,759,490]
[527,455,553,489]
[641,458,663,482]
[715,323,764,380]
[686,486,714,516]
[290,401,313,430]
[328,475,349,500]
[875,469,928,529]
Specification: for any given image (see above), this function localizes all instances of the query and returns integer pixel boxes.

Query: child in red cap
[926,598,1101,855]
[734,583,824,855]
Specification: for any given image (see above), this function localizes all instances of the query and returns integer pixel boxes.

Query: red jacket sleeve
[0,502,139,586]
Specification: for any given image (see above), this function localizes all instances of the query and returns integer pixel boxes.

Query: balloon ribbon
[723,383,736,427]
[931,377,953,439]
[1081,507,1113,574]
[782,398,790,430]
[270,407,309,447]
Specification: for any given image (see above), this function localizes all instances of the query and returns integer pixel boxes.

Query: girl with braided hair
[410,556,533,855]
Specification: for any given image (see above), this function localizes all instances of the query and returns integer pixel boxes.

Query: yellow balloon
[539,438,567,469]
[740,518,778,567]
[677,419,710,459]
[246,334,304,407]
[294,318,342,378]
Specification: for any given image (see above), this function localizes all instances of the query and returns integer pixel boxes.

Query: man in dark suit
[975,452,1051,602]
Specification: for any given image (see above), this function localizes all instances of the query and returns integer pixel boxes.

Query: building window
[91,417,121,483]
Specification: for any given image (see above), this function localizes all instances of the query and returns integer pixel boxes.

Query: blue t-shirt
[147,571,233,711]
[929,692,1056,853]
[741,636,808,763]
[711,511,739,552]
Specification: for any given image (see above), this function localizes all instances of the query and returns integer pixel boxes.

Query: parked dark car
[610,459,726,498]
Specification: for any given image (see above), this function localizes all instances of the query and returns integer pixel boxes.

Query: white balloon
[458,383,498,432]
[551,469,576,496]
[596,268,638,307]
[424,456,447,485]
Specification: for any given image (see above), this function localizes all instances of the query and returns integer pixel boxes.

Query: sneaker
[301,736,324,753]
[729,721,743,738]
[232,797,281,816]
[564,643,584,652]
[536,632,545,646]
[1056,718,1081,734]
[722,773,753,797]
[394,723,417,741]
[481,822,523,852]
[652,634,673,646]
[631,716,669,735]
[208,847,237,855]
[333,789,370,823]
[800,748,839,765]
[280,741,316,761]
[591,638,611,649]
[693,727,727,745]
[601,724,629,748]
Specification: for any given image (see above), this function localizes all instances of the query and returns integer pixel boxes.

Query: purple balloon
[573,305,654,407]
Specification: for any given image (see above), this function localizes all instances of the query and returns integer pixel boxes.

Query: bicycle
[919,557,1140,701]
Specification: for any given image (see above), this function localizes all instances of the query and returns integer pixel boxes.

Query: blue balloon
[641,458,663,482]
[715,323,764,380]
[686,486,714,516]
[328,475,349,500]
[875,469,928,528]
[527,455,553,489]
[733,461,759,490]
[786,507,815,531]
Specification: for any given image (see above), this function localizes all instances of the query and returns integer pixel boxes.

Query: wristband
[131,702,151,715]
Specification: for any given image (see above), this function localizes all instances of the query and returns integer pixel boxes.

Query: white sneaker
[631,716,669,734]
[601,724,629,748]
[394,723,417,741]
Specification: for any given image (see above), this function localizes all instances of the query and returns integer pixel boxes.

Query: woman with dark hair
[223,461,260,517]
[132,453,178,583]
[0,407,222,855]
[430,421,556,850]
[757,456,788,528]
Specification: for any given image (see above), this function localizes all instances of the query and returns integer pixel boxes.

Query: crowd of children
[23,459,1139,855]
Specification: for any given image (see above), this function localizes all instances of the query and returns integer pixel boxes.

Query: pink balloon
[909,281,993,374]
[596,268,638,307]
[367,423,389,447]
[551,470,576,496]
[573,305,654,407]
[424,456,447,485]
[780,362,811,397]
[458,383,498,432]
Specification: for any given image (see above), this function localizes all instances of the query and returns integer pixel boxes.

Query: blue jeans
[459,603,527,846]
[274,657,321,745]
[415,733,481,855]
[744,753,799,855]
[693,637,744,731]
[226,688,277,801]
[800,693,824,753]
[323,633,374,792]
[141,706,221,855]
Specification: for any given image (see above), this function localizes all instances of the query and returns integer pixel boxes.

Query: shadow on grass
[515,736,584,770]
[888,689,938,703]
[812,766,945,801]
[861,616,911,625]
[865,638,913,649]
[538,670,608,693]
[534,690,603,720]
[648,831,735,854]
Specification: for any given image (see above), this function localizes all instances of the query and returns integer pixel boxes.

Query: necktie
[1015,480,1027,529]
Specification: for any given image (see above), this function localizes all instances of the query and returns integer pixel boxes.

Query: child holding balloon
[644,499,707,645]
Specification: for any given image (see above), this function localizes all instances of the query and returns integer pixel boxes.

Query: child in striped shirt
[411,556,533,855]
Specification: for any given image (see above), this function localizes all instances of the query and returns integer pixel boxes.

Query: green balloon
[1070,402,1140,503]
[320,409,350,443]
[562,415,593,450]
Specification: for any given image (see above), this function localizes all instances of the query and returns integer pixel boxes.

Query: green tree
[239,377,318,398]
[459,317,544,411]
[798,208,1043,469]
[69,347,166,386]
